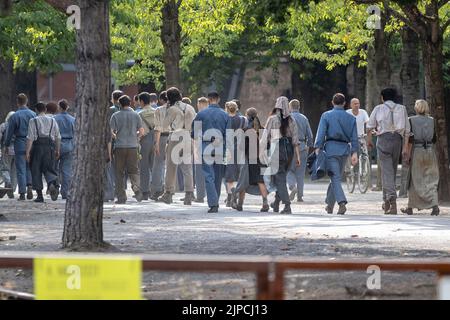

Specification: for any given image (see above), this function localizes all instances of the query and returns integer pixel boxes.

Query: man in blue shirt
[314,93,358,215]
[54,100,75,200]
[4,94,36,201]
[287,99,314,202]
[191,91,229,213]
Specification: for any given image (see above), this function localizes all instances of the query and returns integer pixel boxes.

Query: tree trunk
[0,58,14,122]
[365,44,378,113]
[346,61,366,104]
[161,0,181,89]
[366,14,391,112]
[62,0,112,250]
[400,27,420,115]
[422,30,450,201]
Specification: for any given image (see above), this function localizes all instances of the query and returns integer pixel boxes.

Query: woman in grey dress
[401,100,439,216]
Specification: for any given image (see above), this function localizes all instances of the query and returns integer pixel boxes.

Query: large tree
[44,0,112,250]
[356,0,450,200]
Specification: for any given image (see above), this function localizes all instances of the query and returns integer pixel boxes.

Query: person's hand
[26,152,31,163]
[402,148,410,165]
[155,145,160,156]
[296,157,301,167]
[351,153,358,166]
[55,150,60,160]
[315,148,320,155]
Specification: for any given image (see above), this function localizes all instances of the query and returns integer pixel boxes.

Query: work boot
[7,190,14,199]
[134,191,143,203]
[150,191,164,201]
[115,199,126,204]
[194,198,204,203]
[385,200,397,215]
[270,197,280,213]
[208,206,219,213]
[431,206,440,216]
[289,189,297,201]
[26,186,33,200]
[226,194,232,207]
[337,202,347,215]
[260,197,269,212]
[280,204,292,214]
[141,192,150,201]
[382,200,390,214]
[401,207,413,215]
[34,190,44,203]
[158,192,173,204]
[18,193,25,201]
[325,205,333,214]
[49,183,59,201]
[297,196,304,203]
[183,192,194,205]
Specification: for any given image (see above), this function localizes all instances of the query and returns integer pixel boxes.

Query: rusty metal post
[256,270,270,300]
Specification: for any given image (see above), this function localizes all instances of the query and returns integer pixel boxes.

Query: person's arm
[25,138,33,163]
[25,119,35,163]
[306,118,314,150]
[350,118,359,166]
[363,110,369,135]
[366,108,377,149]
[291,119,301,167]
[154,130,161,156]
[107,141,112,162]
[136,114,144,139]
[4,116,15,149]
[402,108,411,160]
[53,119,61,160]
[314,114,327,154]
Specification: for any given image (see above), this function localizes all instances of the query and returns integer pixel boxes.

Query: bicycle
[345,136,371,194]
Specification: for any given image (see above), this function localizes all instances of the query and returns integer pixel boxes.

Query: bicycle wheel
[345,167,355,193]
[358,155,371,194]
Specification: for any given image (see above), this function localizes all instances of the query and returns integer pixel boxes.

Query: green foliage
[0,0,74,72]
[110,0,165,88]
[287,0,372,70]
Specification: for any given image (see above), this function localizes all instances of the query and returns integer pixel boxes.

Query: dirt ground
[1,182,449,299]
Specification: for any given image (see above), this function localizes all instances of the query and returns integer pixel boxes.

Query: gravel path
[1,182,449,299]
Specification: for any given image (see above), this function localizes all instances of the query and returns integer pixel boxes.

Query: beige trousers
[164,135,194,193]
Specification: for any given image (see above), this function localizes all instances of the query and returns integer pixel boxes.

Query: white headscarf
[274,96,290,119]
[5,111,15,122]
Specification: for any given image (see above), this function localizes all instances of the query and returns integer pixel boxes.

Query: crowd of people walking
[0,86,441,216]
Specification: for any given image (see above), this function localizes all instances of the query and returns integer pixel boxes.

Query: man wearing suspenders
[157,87,196,205]
[25,102,61,203]
[367,87,410,215]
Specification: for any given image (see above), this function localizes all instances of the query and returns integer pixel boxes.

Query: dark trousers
[274,159,291,205]
[30,140,58,191]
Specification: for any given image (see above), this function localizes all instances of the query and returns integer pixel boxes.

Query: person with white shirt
[367,88,410,215]
[346,98,369,138]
